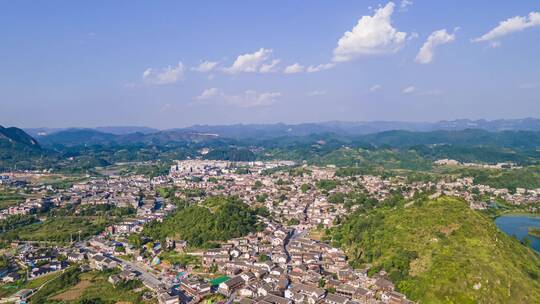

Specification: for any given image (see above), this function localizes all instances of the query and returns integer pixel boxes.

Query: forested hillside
[142,196,262,248]
[331,197,540,303]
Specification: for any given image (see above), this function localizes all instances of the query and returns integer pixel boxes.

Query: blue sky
[1,1,539,128]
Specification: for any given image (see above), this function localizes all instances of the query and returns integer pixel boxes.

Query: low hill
[0,126,43,170]
[142,196,262,248]
[331,196,540,303]
[0,125,40,147]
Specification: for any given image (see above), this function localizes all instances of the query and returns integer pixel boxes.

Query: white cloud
[415,29,456,64]
[408,32,419,40]
[195,87,221,100]
[400,0,413,11]
[194,88,281,108]
[369,84,382,92]
[192,61,219,72]
[472,11,540,43]
[284,63,305,74]
[306,63,335,73]
[260,59,281,73]
[307,90,327,96]
[401,86,444,96]
[402,86,416,94]
[142,62,184,85]
[224,48,274,74]
[333,2,407,62]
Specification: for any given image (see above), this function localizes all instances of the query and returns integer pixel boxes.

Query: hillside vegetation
[331,197,540,303]
[143,196,262,248]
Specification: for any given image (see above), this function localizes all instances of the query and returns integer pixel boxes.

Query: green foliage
[327,192,346,204]
[331,197,540,303]
[0,217,106,243]
[287,218,300,226]
[300,183,312,193]
[456,166,540,190]
[0,255,9,269]
[122,161,171,178]
[204,148,255,161]
[255,194,268,203]
[160,251,201,266]
[316,179,339,191]
[253,180,263,189]
[258,254,270,262]
[30,267,81,304]
[143,196,261,248]
[115,278,143,291]
[0,215,38,232]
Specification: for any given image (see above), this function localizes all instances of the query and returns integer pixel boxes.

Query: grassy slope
[334,197,540,304]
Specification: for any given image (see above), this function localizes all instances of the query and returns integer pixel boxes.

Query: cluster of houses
[3,159,540,303]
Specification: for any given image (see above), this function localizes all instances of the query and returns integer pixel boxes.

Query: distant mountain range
[4,119,540,170]
[24,118,540,140]
[34,128,219,146]
[25,126,158,137]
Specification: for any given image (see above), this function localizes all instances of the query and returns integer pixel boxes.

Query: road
[106,254,192,303]
[106,254,163,289]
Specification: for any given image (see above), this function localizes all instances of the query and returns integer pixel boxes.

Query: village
[1,159,540,303]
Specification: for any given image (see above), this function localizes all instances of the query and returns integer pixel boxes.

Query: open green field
[159,251,201,267]
[50,271,151,303]
[0,216,106,243]
[0,187,25,209]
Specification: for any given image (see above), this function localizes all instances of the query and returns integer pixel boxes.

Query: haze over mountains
[24,118,540,139]
[4,117,540,172]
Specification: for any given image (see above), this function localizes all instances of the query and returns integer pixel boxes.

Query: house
[108,274,123,286]
[8,289,34,303]
[325,293,350,304]
[158,290,180,304]
[67,252,85,262]
[2,272,20,283]
[285,283,326,304]
[261,294,293,304]
[90,255,118,270]
[218,275,245,296]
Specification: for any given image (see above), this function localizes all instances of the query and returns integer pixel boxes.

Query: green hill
[0,125,43,170]
[331,196,540,303]
[142,196,262,248]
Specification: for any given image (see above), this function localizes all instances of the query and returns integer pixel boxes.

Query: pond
[495,215,540,252]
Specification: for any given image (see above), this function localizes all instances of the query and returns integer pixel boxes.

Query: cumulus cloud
[284,63,305,74]
[191,61,219,72]
[194,88,281,107]
[472,11,540,43]
[402,86,416,94]
[306,63,335,73]
[415,29,456,64]
[333,2,407,62]
[260,59,281,73]
[224,48,275,74]
[142,62,184,85]
[369,84,382,92]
